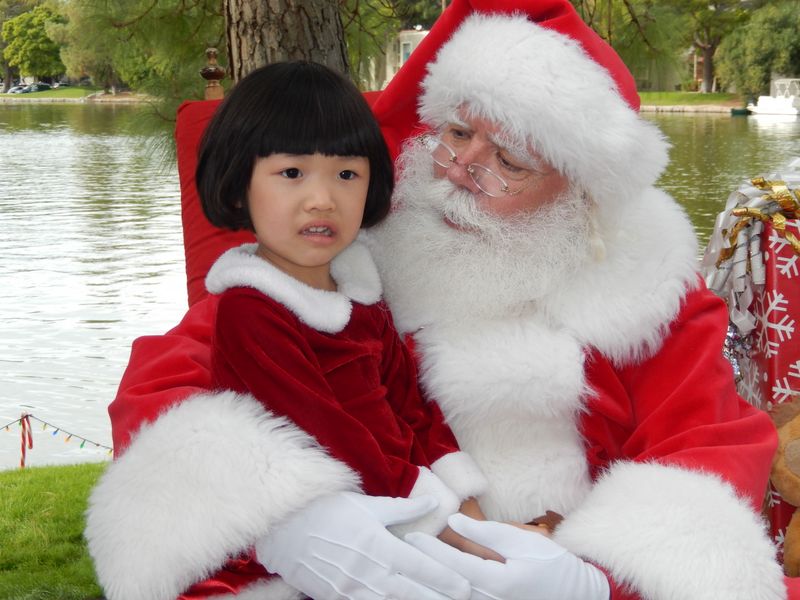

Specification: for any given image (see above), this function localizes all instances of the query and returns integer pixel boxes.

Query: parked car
[6,85,26,94]
[20,83,51,93]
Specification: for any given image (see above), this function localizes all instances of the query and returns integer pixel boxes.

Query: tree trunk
[223,0,349,83]
[2,63,12,92]
[700,43,715,93]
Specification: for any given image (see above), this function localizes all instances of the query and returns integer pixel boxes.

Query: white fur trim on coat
[553,461,785,600]
[205,241,382,334]
[419,13,669,215]
[431,451,488,502]
[544,186,700,364]
[85,391,360,600]
[415,316,592,522]
[390,466,460,537]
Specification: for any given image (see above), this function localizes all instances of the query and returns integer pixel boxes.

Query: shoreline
[0,91,151,104]
[640,104,740,114]
[3,93,739,113]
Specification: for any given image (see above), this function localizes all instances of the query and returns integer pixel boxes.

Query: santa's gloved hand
[256,491,471,600]
[406,514,610,600]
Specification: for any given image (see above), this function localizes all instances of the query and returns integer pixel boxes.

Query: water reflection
[649,112,800,245]
[0,103,185,470]
[0,104,798,470]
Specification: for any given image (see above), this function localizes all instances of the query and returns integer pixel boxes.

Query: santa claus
[85,0,790,599]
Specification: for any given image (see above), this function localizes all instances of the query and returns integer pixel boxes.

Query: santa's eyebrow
[444,112,470,130]
[487,131,539,169]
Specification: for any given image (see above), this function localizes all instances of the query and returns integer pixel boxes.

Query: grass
[28,87,102,99]
[638,91,742,106]
[0,463,105,600]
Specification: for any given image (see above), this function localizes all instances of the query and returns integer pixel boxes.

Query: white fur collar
[205,241,382,334]
[543,186,699,365]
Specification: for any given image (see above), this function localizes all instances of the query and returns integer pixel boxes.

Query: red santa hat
[372,0,668,207]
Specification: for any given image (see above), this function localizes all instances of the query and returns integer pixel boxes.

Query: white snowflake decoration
[768,487,783,509]
[777,253,799,278]
[769,229,792,254]
[737,356,765,407]
[775,527,786,551]
[772,376,799,403]
[757,291,795,358]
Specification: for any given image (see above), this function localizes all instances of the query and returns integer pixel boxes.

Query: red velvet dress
[210,256,459,499]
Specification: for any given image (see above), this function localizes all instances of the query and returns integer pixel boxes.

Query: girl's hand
[505,521,553,537]
[438,524,506,562]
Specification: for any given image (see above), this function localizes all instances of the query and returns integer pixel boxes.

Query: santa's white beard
[366,142,593,333]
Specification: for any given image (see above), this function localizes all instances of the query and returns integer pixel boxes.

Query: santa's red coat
[82,0,796,596]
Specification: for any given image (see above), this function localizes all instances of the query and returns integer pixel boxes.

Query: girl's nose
[305,182,336,211]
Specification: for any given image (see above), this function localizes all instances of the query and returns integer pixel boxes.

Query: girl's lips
[300,222,337,243]
[301,225,334,236]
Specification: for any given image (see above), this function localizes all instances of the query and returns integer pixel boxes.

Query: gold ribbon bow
[716,178,800,268]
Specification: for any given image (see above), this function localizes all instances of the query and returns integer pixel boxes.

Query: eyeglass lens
[430,139,508,197]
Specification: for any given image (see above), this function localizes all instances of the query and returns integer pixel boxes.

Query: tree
[569,0,688,90]
[0,0,35,90]
[342,0,400,90]
[669,0,750,92]
[1,2,63,80]
[223,0,348,83]
[394,0,441,29]
[57,0,224,100]
[716,1,800,98]
[48,0,119,90]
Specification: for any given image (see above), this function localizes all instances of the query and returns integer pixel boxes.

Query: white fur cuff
[553,461,785,600]
[431,451,488,501]
[390,467,460,537]
[209,578,303,600]
[85,391,360,600]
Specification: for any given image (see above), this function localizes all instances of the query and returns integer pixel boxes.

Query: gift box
[702,161,800,566]
[733,218,800,410]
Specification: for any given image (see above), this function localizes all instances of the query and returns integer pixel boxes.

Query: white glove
[406,514,610,600]
[256,492,471,600]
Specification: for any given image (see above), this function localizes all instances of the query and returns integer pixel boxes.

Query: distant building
[358,27,428,92]
[382,28,428,89]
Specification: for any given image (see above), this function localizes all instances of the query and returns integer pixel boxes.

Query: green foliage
[343,0,400,90]
[569,0,691,90]
[716,1,800,97]
[56,0,224,104]
[2,3,64,79]
[569,0,761,92]
[395,0,441,29]
[0,462,106,598]
[667,0,751,91]
[0,1,37,90]
[670,0,750,48]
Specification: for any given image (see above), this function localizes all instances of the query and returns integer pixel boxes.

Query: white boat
[747,78,800,115]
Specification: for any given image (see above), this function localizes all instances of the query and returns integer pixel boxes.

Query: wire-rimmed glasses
[426,136,536,198]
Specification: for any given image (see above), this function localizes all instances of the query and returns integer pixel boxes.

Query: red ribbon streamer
[20,413,33,469]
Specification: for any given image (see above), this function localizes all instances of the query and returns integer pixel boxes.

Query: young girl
[195,61,489,583]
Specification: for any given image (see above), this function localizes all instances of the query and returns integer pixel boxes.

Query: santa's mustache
[404,166,519,242]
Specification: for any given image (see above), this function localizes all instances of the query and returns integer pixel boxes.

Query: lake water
[0,103,799,471]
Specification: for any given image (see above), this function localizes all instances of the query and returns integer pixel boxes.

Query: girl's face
[248,152,370,290]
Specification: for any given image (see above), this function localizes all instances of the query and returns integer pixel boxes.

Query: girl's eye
[281,168,301,179]
[339,170,358,180]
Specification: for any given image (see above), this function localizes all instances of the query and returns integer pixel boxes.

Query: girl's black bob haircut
[196,61,393,231]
